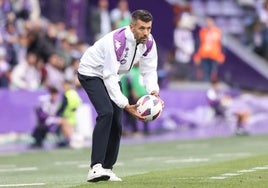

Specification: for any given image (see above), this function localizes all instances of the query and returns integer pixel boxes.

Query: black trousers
[32,123,49,146]
[78,73,122,169]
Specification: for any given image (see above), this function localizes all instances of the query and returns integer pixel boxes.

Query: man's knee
[98,106,114,120]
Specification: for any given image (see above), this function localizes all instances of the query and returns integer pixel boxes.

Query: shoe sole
[87,175,110,182]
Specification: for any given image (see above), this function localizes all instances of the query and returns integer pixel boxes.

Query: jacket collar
[124,26,137,44]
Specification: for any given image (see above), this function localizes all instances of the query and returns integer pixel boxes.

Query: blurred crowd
[167,0,268,82]
[0,0,131,92]
[243,0,268,61]
[0,0,84,91]
[2,0,268,92]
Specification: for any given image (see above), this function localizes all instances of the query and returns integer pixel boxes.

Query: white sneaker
[87,163,110,182]
[105,169,122,181]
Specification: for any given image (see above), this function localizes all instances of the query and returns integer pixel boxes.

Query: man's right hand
[124,104,146,121]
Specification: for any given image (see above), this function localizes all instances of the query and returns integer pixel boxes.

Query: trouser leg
[103,101,122,169]
[32,123,49,146]
[78,74,116,167]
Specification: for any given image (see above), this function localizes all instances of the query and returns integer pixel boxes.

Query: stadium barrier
[0,88,208,134]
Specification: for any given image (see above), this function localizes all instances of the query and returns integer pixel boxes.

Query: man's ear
[130,23,134,31]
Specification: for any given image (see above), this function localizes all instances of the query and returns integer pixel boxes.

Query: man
[30,86,61,148]
[78,9,164,182]
[206,79,250,136]
[56,80,82,147]
[89,0,112,42]
[193,17,225,81]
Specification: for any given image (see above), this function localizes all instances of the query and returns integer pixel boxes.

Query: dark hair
[131,9,153,24]
[48,86,58,94]
[211,77,220,85]
[64,79,73,85]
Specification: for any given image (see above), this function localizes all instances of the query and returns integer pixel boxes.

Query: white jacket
[78,26,159,108]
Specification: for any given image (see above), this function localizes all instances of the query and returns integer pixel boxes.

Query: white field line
[211,152,251,158]
[54,160,91,168]
[172,177,206,180]
[54,161,88,165]
[165,158,209,163]
[134,157,173,162]
[209,165,268,180]
[237,169,256,173]
[0,183,45,187]
[133,156,209,163]
[210,176,227,179]
[135,152,251,164]
[78,164,89,168]
[252,166,268,170]
[0,167,38,172]
[221,173,240,177]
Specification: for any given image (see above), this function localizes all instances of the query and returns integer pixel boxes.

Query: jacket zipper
[128,43,138,71]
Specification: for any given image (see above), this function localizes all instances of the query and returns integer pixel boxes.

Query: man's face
[50,93,58,102]
[130,19,152,44]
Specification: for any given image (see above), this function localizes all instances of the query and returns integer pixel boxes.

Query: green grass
[0,134,268,188]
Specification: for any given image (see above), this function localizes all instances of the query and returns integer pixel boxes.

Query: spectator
[248,21,265,57]
[31,80,82,148]
[0,0,11,28]
[54,22,68,41]
[172,12,196,80]
[27,25,56,63]
[110,0,131,29]
[0,47,10,87]
[44,53,65,91]
[89,0,112,42]
[65,26,79,45]
[69,40,88,60]
[55,80,82,147]
[30,86,62,148]
[255,0,268,60]
[193,17,225,82]
[3,21,19,67]
[64,58,81,89]
[17,34,28,63]
[206,78,233,118]
[256,0,268,28]
[206,79,250,136]
[56,38,73,67]
[10,51,41,90]
[27,0,41,22]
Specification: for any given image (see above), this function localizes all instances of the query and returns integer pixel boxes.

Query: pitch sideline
[209,165,268,180]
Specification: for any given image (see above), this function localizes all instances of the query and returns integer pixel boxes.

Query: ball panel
[136,94,162,122]
[152,110,161,120]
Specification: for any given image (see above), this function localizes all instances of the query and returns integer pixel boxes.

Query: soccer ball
[136,94,162,122]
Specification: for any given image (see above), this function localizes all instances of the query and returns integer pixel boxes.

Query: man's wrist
[150,91,159,97]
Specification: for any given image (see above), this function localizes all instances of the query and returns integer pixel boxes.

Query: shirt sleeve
[139,39,160,94]
[102,37,129,108]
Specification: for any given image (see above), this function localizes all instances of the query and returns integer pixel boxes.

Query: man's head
[130,10,153,44]
[205,17,215,28]
[48,86,59,102]
[63,80,73,92]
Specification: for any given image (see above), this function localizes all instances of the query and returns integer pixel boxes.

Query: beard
[137,37,148,44]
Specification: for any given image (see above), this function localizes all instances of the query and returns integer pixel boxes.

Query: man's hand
[150,91,165,108]
[124,104,146,121]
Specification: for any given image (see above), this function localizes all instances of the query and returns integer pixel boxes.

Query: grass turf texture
[0,134,267,188]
